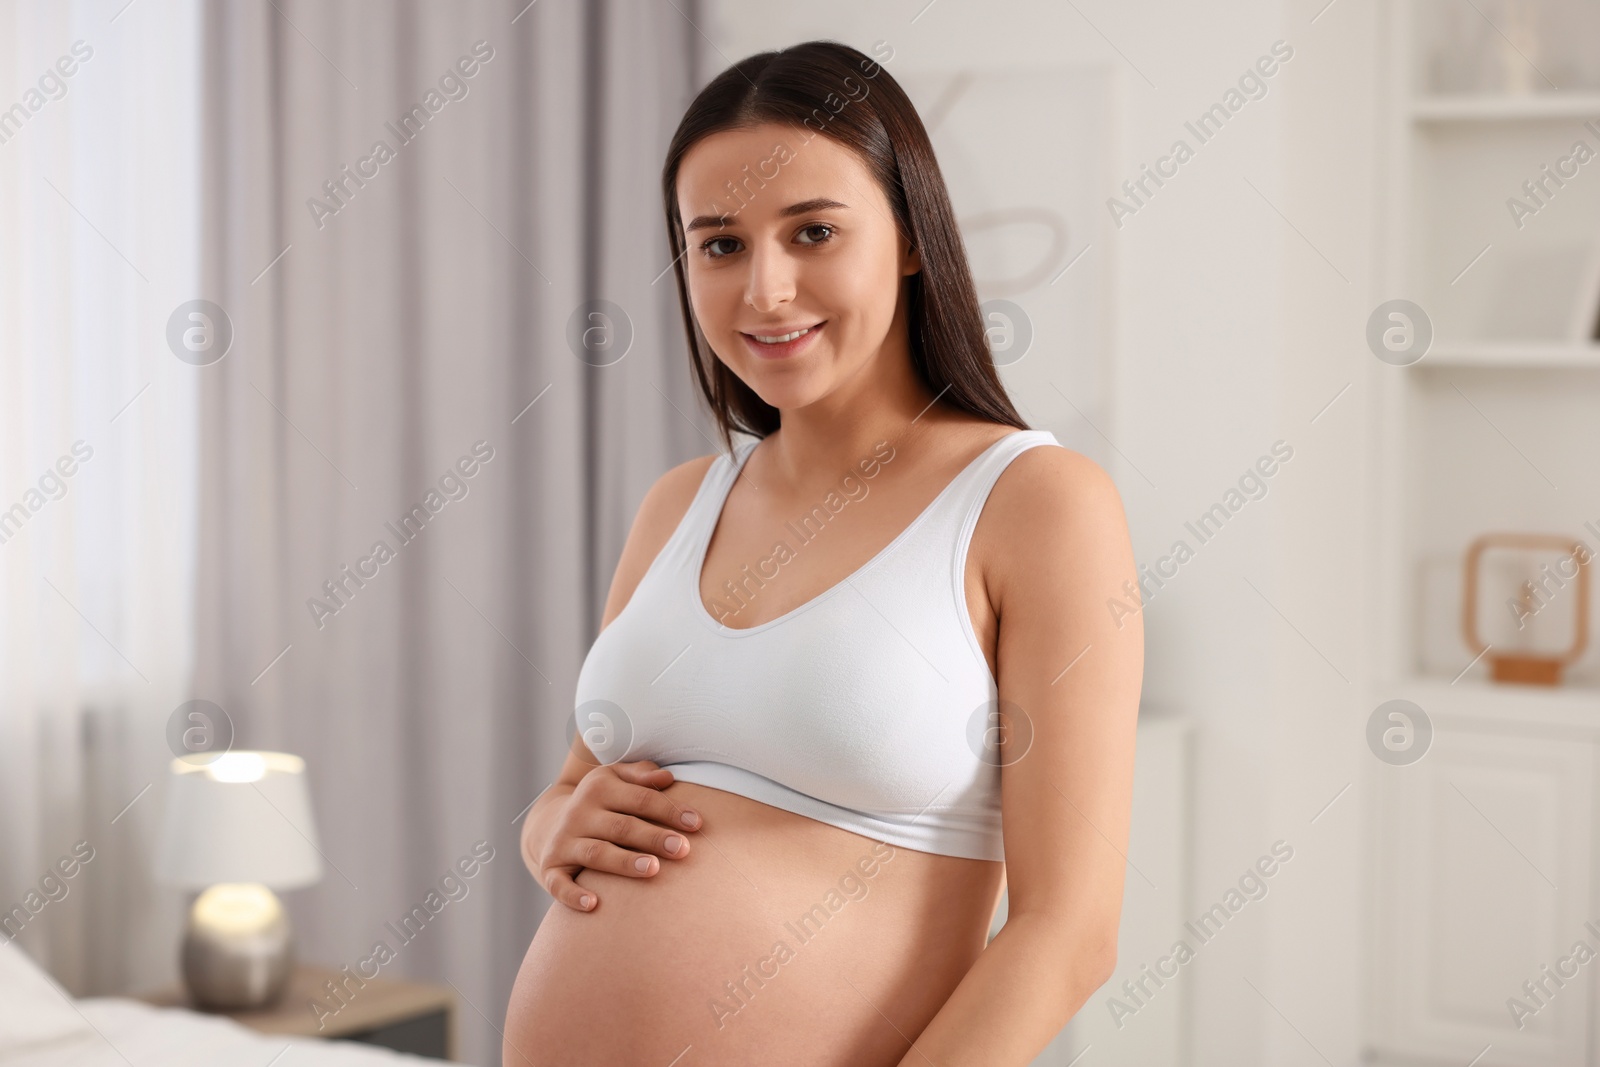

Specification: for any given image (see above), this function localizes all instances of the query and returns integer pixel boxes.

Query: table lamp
[153,751,324,1010]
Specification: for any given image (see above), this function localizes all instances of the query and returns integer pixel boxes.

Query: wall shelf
[1411,93,1600,122]
[1414,342,1600,368]
[1386,674,1600,736]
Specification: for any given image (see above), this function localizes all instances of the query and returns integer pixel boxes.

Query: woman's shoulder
[972,431,1127,592]
[983,433,1119,531]
[597,451,722,629]
[942,417,1076,475]
[631,450,723,553]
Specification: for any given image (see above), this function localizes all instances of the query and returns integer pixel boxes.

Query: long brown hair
[660,39,1029,455]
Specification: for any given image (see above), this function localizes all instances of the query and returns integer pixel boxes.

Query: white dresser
[987,708,1195,1066]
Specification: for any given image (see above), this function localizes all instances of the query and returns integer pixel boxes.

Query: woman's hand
[528,760,703,912]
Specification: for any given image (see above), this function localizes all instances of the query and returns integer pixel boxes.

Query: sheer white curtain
[0,0,201,994]
[188,3,704,1062]
[2,5,704,1063]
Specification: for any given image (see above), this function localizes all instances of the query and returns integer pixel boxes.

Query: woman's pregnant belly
[504,779,1005,1067]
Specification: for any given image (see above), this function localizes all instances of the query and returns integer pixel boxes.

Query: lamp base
[1490,654,1564,686]
[180,883,294,1011]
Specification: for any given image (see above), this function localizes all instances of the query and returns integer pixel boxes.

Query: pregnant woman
[504,40,1143,1067]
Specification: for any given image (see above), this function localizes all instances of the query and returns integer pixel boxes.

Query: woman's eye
[697,224,833,260]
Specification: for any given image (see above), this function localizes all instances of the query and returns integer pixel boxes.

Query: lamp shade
[154,752,324,890]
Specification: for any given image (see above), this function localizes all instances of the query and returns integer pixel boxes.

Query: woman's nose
[744,245,797,311]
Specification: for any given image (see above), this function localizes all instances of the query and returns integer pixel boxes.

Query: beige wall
[700,3,1381,1063]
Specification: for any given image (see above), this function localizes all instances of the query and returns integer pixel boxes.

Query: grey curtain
[192,2,704,1062]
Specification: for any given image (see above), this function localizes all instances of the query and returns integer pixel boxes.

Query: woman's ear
[902,240,921,277]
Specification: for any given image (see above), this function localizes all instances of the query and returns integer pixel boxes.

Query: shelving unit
[1389,675,1600,738]
[1372,0,1600,695]
[1366,4,1600,1066]
[1411,93,1600,122]
[1418,341,1600,368]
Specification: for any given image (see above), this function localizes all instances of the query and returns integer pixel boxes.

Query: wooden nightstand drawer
[341,1007,451,1059]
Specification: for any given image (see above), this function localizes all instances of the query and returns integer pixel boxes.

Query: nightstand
[133,963,458,1060]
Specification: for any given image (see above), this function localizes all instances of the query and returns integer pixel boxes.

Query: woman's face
[674,123,920,410]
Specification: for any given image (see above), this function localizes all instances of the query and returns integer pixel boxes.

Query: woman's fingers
[583,765,702,842]
[614,810,693,861]
[534,761,707,911]
[564,835,680,879]
[610,778,702,838]
[543,865,596,912]
[611,760,674,787]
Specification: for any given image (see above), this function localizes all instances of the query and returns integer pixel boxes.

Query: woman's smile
[740,320,825,359]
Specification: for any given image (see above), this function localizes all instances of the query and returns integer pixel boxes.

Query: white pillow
[0,940,96,1053]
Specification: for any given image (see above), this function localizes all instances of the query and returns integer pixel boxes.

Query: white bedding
[0,941,452,1066]
[3,997,453,1066]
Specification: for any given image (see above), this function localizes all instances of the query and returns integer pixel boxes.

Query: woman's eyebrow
[777,197,849,218]
[684,197,850,234]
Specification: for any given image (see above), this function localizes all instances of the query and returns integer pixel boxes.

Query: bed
[0,941,453,1066]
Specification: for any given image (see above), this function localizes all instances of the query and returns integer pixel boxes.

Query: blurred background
[4,0,1600,1065]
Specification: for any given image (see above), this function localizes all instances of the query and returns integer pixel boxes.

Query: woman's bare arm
[896,444,1144,1066]
[519,452,720,909]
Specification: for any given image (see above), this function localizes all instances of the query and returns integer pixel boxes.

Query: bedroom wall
[697,2,1379,1063]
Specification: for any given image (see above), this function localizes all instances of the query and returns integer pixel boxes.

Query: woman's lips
[741,321,824,360]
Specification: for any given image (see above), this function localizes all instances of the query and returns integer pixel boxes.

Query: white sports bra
[571,428,1064,862]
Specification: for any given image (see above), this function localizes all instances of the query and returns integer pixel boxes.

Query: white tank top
[571,428,1064,862]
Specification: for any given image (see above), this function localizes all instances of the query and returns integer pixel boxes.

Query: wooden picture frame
[1462,532,1591,685]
